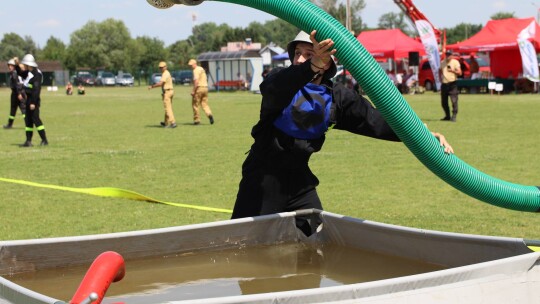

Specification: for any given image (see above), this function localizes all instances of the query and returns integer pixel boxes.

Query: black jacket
[248,61,399,165]
[9,67,23,94]
[24,69,43,107]
[232,61,401,219]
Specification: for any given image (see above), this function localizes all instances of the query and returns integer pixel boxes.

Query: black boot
[38,129,48,145]
[3,120,13,129]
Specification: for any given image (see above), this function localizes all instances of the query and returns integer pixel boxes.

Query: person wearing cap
[231,30,454,235]
[148,61,176,128]
[439,51,462,122]
[3,57,26,129]
[188,59,214,125]
[19,54,49,147]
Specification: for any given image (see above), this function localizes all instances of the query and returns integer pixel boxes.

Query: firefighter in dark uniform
[20,54,48,147]
[3,57,26,129]
[231,31,454,235]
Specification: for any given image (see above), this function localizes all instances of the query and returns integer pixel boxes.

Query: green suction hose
[208,0,540,212]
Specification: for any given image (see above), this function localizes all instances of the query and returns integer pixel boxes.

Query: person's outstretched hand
[309,30,336,72]
[431,132,454,154]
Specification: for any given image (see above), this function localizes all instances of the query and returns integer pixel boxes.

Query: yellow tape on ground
[529,246,540,252]
[0,177,232,214]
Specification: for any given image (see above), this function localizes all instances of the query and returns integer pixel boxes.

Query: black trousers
[441,82,459,118]
[8,90,25,120]
[25,105,44,128]
[24,104,46,142]
[232,152,323,235]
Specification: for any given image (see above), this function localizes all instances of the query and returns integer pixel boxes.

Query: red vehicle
[418,55,491,91]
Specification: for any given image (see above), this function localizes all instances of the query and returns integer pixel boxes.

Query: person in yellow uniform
[188,59,214,125]
[148,61,176,128]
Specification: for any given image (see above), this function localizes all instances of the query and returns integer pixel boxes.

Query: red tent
[447,18,540,78]
[356,29,426,61]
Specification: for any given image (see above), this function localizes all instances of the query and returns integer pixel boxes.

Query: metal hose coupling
[146,0,205,9]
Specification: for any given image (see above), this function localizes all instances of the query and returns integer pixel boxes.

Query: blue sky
[0,0,538,47]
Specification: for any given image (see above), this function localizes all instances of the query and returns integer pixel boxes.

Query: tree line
[0,0,516,76]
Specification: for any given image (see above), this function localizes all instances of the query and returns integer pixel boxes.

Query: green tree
[378,12,413,36]
[0,44,22,62]
[64,20,104,70]
[98,19,133,71]
[168,40,194,70]
[189,22,230,54]
[121,40,144,75]
[64,19,133,71]
[23,36,39,57]
[221,26,244,48]
[244,21,271,46]
[172,19,298,55]
[2,33,29,56]
[311,0,367,34]
[250,19,298,48]
[0,33,37,60]
[491,12,516,20]
[41,37,66,62]
[445,23,483,44]
[134,36,167,76]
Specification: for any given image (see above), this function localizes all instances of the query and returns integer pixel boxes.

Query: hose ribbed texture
[214,0,540,212]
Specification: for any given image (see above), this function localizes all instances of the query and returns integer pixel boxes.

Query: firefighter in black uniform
[3,58,26,129]
[231,31,454,235]
[20,54,48,147]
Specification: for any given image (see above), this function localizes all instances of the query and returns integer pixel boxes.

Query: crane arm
[393,0,442,43]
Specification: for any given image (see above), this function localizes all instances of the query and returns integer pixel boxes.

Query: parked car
[149,73,161,85]
[96,71,116,86]
[418,55,490,91]
[418,61,436,91]
[74,71,95,86]
[150,73,176,85]
[172,70,193,85]
[116,73,134,86]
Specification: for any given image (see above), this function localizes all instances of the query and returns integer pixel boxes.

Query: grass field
[0,85,539,241]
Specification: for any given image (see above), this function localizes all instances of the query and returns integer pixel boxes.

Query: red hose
[70,251,126,304]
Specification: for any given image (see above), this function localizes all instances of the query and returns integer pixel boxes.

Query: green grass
[0,86,539,241]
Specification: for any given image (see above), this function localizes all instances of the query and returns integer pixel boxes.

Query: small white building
[197,50,263,92]
[259,43,285,67]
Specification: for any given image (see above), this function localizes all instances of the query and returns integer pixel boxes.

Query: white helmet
[7,59,16,66]
[21,54,38,67]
